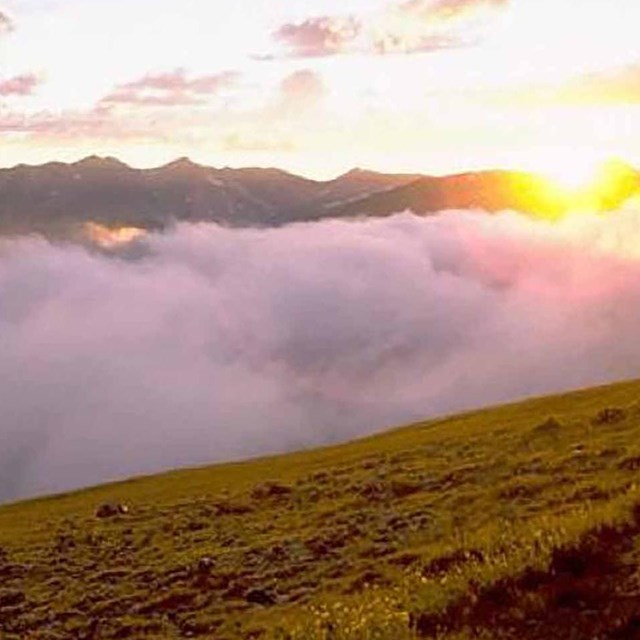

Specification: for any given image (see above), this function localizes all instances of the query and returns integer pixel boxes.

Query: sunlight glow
[542,158,604,192]
[84,223,146,248]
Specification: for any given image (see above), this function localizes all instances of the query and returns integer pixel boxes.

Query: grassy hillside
[3,379,640,638]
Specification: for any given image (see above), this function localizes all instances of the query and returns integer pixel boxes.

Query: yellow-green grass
[3,379,640,639]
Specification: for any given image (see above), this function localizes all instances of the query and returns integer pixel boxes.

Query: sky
[1,0,640,177]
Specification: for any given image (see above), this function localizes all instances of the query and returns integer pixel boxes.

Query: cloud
[487,63,640,109]
[0,105,140,139]
[101,69,238,107]
[280,70,326,108]
[268,0,507,58]
[373,0,508,53]
[273,16,362,58]
[399,0,509,21]
[0,9,13,35]
[0,74,41,97]
[3,206,640,502]
[371,30,472,54]
[556,64,640,105]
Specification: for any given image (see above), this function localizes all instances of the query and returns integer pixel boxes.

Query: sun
[533,156,638,214]
[541,157,604,193]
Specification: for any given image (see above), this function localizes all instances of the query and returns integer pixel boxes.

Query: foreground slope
[3,380,640,638]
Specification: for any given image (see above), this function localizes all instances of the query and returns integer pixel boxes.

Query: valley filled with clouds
[2,205,640,501]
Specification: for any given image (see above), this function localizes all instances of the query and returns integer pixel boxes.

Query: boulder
[245,588,277,606]
[95,503,129,519]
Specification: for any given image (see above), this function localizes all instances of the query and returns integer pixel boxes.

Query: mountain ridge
[0,156,638,236]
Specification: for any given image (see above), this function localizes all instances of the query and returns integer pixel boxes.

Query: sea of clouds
[3,205,640,501]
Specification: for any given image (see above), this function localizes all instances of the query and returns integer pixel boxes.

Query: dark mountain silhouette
[0,157,415,235]
[0,157,637,235]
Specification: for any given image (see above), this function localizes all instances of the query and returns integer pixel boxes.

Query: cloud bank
[3,206,640,502]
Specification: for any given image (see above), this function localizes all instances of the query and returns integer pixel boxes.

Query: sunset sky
[1,0,639,178]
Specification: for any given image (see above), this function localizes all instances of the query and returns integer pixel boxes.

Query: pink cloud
[0,105,154,141]
[274,16,361,58]
[0,74,40,97]
[269,0,506,58]
[102,69,238,107]
[280,70,325,104]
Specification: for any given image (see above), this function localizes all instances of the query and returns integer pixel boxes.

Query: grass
[3,379,640,638]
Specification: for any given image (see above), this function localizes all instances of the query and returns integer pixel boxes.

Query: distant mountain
[0,157,637,236]
[0,157,415,235]
[330,164,640,219]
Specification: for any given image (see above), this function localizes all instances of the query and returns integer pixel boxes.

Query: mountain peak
[74,156,129,170]
[162,157,205,171]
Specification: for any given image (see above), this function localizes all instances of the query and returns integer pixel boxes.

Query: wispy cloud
[273,16,362,58]
[0,105,150,140]
[0,73,40,97]
[558,63,640,105]
[488,63,640,109]
[268,0,508,58]
[372,0,509,53]
[400,0,509,21]
[279,70,326,108]
[101,69,238,107]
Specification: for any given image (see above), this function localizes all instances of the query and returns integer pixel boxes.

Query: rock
[0,589,25,609]
[196,557,215,574]
[251,482,293,501]
[593,407,627,426]
[212,500,252,516]
[0,563,28,579]
[245,588,277,606]
[95,503,129,519]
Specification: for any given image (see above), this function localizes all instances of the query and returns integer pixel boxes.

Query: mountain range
[0,156,638,235]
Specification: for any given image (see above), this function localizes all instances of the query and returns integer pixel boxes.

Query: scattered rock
[0,589,25,609]
[0,563,28,579]
[213,500,252,516]
[592,407,627,426]
[251,482,293,501]
[245,588,277,606]
[619,456,640,472]
[345,569,389,594]
[196,557,215,574]
[95,503,129,519]
[532,417,562,435]
[422,549,485,578]
[390,479,423,499]
[358,481,388,501]
[389,552,421,568]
